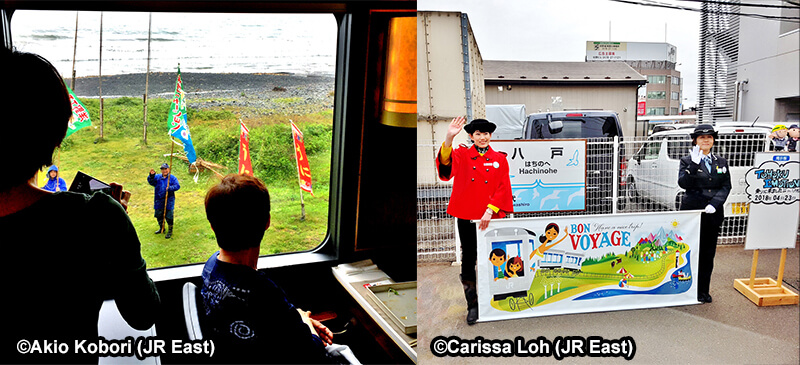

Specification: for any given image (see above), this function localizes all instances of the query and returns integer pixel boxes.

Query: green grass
[273,97,303,104]
[53,97,331,268]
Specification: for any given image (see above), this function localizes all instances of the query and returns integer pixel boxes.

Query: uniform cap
[690,124,718,139]
[463,119,497,134]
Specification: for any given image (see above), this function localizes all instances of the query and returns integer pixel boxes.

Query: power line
[677,0,800,9]
[608,0,800,22]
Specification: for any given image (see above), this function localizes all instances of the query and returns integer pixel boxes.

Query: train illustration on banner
[484,227,586,303]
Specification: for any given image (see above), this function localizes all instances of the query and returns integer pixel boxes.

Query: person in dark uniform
[678,124,731,304]
[435,116,514,325]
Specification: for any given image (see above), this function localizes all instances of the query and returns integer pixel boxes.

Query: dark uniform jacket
[677,153,731,211]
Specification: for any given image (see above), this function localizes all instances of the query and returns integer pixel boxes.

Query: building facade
[483,60,646,136]
[586,41,683,117]
[698,0,799,124]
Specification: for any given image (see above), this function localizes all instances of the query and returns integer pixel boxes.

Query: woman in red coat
[436,116,513,325]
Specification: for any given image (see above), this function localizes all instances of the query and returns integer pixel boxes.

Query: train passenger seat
[97,299,160,364]
[181,282,204,340]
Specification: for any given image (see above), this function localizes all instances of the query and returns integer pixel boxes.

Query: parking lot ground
[418,244,799,364]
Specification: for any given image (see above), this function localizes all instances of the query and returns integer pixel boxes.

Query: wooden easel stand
[734,249,799,306]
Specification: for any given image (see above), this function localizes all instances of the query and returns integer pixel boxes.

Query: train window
[10,10,337,268]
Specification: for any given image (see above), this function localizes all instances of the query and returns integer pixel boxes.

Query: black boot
[461,275,478,325]
[154,220,163,234]
[165,225,173,239]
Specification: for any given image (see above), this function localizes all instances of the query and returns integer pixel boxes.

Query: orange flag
[239,120,253,176]
[291,121,313,195]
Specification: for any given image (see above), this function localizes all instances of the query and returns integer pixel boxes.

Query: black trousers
[457,218,478,282]
[697,210,724,295]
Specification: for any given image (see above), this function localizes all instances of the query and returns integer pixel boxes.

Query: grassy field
[50,96,331,268]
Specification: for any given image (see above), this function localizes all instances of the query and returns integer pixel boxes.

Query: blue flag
[167,66,197,164]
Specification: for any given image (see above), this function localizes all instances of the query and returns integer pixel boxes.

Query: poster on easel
[476,211,702,322]
[744,152,799,250]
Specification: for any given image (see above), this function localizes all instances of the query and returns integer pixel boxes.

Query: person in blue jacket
[148,163,180,238]
[41,165,68,192]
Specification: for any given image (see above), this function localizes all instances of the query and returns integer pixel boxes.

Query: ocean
[10,10,338,78]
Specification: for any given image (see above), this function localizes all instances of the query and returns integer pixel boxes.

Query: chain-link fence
[418,133,796,263]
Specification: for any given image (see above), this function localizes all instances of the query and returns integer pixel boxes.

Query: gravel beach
[69,72,335,118]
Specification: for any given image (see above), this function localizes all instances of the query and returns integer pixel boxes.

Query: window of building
[647,91,666,99]
[671,76,680,85]
[780,1,800,34]
[646,107,665,116]
[11,10,337,268]
[671,107,680,115]
[671,91,680,100]
[647,75,666,84]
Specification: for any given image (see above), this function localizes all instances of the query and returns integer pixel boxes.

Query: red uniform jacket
[436,144,514,220]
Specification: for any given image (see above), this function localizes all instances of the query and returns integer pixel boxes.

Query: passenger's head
[1,48,71,191]
[205,174,271,251]
[506,256,523,275]
[489,248,506,267]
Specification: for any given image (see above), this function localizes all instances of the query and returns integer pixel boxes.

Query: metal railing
[418,135,795,263]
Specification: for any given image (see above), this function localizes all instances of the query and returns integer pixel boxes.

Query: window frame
[2,1,417,282]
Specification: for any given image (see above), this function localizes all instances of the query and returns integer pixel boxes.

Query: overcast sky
[419,0,701,108]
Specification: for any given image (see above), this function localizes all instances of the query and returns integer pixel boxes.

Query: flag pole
[98,11,104,141]
[162,138,174,223]
[300,190,305,222]
[71,11,78,90]
[143,12,152,145]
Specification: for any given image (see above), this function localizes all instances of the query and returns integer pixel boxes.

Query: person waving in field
[148,163,180,239]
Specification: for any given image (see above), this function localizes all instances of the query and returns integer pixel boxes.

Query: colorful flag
[290,121,313,195]
[239,120,253,176]
[65,84,92,138]
[167,65,197,164]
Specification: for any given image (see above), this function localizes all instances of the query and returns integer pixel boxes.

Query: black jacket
[678,153,732,211]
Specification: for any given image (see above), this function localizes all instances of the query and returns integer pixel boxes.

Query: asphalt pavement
[417,244,799,364]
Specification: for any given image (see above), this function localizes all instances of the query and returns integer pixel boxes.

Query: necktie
[703,156,712,173]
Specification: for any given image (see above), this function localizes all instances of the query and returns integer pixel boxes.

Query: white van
[625,123,772,216]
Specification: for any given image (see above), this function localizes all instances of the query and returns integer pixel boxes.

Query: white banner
[492,140,587,213]
[744,152,800,250]
[476,211,701,322]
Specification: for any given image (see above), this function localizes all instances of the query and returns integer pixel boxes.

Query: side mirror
[548,120,563,135]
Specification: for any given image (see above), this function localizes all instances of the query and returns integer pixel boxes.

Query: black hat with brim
[464,118,496,134]
[690,124,718,139]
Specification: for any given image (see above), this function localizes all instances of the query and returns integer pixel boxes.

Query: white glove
[704,204,716,214]
[690,145,702,164]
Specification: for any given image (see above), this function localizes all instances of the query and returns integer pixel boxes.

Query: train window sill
[147,251,338,282]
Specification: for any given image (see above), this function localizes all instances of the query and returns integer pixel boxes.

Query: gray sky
[419,0,701,108]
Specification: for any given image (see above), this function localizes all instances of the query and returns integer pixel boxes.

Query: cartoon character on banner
[489,248,507,282]
[529,223,568,273]
[485,228,535,303]
[505,256,524,278]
